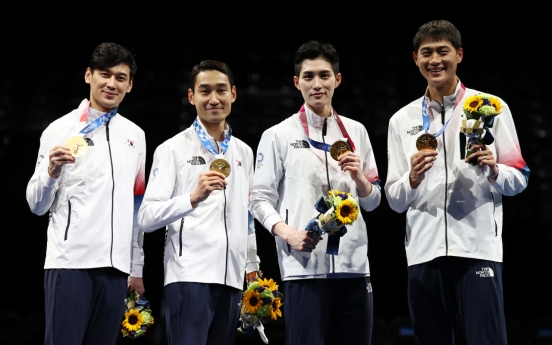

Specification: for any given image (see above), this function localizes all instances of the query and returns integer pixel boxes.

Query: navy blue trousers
[165,282,242,345]
[407,256,507,345]
[44,267,127,345]
[283,277,373,345]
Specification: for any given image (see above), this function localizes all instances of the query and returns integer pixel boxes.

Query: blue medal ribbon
[192,117,232,155]
[78,107,118,135]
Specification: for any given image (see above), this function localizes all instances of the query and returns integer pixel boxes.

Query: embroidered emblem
[187,156,206,165]
[290,140,310,149]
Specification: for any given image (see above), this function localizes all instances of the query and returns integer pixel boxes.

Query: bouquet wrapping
[121,291,154,339]
[461,94,502,166]
[305,190,359,255]
[238,278,284,344]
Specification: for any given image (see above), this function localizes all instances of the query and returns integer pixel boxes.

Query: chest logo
[290,140,310,149]
[187,156,206,165]
[407,125,423,136]
[127,139,136,148]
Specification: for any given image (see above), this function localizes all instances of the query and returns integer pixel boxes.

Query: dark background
[1,13,550,345]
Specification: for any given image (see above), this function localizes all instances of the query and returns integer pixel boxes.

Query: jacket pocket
[179,218,184,257]
[490,192,497,236]
[285,209,291,253]
[64,200,72,241]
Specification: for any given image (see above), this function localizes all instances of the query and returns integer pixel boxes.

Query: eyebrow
[302,69,332,74]
[198,83,229,88]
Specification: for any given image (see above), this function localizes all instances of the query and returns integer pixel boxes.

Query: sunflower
[257,277,279,291]
[270,298,283,320]
[489,96,503,114]
[122,309,143,332]
[464,95,482,113]
[335,198,359,224]
[243,289,263,314]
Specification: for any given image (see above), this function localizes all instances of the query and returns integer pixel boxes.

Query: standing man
[385,20,529,344]
[249,41,381,344]
[138,60,260,345]
[26,42,146,345]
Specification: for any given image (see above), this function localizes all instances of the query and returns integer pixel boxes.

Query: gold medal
[209,158,231,177]
[66,136,88,157]
[330,140,351,160]
[416,133,437,151]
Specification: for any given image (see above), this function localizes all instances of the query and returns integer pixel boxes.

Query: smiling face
[414,39,463,96]
[188,70,236,127]
[294,58,342,117]
[85,63,133,112]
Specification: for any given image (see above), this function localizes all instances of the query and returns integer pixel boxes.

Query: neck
[89,100,115,114]
[427,78,458,105]
[306,103,332,118]
[199,118,226,141]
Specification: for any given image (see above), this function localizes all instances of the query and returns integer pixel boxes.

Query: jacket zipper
[215,141,230,285]
[441,105,449,255]
[106,120,115,268]
[179,218,184,256]
[64,199,72,241]
[321,118,335,273]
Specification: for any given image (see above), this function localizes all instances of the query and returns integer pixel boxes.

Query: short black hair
[413,20,462,52]
[294,41,339,76]
[88,42,137,79]
[189,60,234,90]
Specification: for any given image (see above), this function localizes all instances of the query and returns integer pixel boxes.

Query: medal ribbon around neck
[421,83,466,137]
[298,104,356,153]
[77,104,118,136]
[192,117,232,156]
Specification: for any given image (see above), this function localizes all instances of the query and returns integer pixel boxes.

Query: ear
[456,47,464,64]
[84,68,92,84]
[188,88,194,105]
[413,52,419,66]
[335,73,342,88]
[293,76,300,90]
[231,85,237,103]
[127,79,133,93]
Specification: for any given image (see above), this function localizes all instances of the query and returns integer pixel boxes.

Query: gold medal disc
[330,140,351,160]
[209,158,231,177]
[416,133,437,151]
[66,136,88,157]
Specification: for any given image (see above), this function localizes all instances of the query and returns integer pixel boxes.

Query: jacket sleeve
[358,126,381,212]
[26,125,63,216]
[384,114,418,213]
[131,130,147,277]
[249,128,285,233]
[138,143,195,233]
[490,101,529,195]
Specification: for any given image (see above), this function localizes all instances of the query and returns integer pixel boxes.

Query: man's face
[414,40,463,90]
[85,63,133,112]
[294,58,341,112]
[188,70,236,125]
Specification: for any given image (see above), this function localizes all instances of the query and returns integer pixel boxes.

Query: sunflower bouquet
[461,94,503,165]
[121,291,154,339]
[305,189,359,255]
[238,277,284,344]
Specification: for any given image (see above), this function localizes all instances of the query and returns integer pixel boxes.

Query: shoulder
[155,128,194,153]
[390,97,423,123]
[260,114,299,138]
[231,136,253,154]
[114,114,145,137]
[41,108,80,137]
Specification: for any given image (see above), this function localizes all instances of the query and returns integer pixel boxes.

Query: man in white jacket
[249,41,381,345]
[26,43,146,345]
[385,20,529,345]
[138,60,260,345]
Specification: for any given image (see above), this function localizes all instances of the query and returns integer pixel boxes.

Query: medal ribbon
[77,105,118,135]
[421,83,466,137]
[192,117,232,156]
[298,104,356,152]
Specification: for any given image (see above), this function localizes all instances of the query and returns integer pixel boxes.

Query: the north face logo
[407,125,423,136]
[367,283,373,292]
[187,156,206,165]
[290,140,309,149]
[476,267,494,277]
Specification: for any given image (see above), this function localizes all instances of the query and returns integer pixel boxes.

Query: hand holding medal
[47,144,76,179]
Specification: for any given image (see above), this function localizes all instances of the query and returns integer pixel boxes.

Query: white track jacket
[249,106,381,280]
[138,122,260,290]
[26,99,146,276]
[385,82,529,266]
